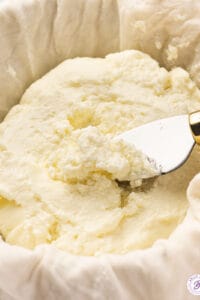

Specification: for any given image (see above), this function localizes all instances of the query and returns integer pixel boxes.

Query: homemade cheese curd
[0,50,200,256]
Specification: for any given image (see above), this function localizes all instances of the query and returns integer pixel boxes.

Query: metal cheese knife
[116,111,200,176]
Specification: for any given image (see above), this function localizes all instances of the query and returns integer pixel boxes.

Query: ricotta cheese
[0,50,200,255]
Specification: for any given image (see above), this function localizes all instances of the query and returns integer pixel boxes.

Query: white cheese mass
[0,50,200,256]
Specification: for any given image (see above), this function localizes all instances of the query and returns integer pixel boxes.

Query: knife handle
[189,111,200,145]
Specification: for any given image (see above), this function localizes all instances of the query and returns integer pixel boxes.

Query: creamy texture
[0,50,200,256]
[1,1,200,299]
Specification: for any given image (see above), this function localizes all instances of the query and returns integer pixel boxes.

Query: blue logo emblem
[187,274,200,295]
